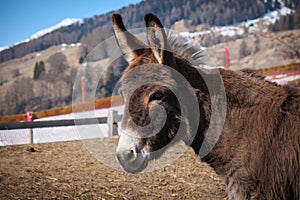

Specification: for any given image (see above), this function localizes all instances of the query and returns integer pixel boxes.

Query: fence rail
[0,117,108,130]
[0,96,123,123]
[0,109,123,145]
[256,62,300,75]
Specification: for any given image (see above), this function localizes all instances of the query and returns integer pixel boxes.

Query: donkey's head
[113,13,200,173]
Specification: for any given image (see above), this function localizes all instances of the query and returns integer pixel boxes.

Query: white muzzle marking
[116,129,149,173]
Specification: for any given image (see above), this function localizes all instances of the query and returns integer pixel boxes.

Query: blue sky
[0,0,142,47]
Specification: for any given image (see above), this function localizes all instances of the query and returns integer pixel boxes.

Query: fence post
[108,109,118,137]
[29,129,33,144]
[26,112,33,144]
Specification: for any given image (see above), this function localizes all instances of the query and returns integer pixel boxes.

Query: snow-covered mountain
[17,18,83,46]
[0,46,8,52]
[0,18,83,53]
[30,18,83,40]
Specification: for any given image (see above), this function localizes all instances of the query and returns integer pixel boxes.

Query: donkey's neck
[198,68,289,170]
[219,69,287,109]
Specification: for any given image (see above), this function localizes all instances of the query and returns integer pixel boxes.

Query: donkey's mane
[166,31,205,66]
[167,33,283,90]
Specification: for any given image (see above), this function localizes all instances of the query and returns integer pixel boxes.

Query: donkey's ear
[112,13,147,63]
[145,13,175,65]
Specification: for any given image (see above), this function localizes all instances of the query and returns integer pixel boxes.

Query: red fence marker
[26,112,33,122]
[224,47,230,70]
[273,71,277,80]
[81,76,85,103]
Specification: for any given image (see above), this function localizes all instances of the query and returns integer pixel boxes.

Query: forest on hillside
[1,0,297,63]
[1,53,77,115]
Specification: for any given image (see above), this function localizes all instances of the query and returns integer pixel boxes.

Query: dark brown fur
[113,13,300,200]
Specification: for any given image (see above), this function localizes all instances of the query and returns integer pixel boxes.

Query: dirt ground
[0,138,227,200]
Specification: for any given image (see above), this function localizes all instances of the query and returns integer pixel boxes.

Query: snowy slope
[241,2,292,32]
[179,3,293,42]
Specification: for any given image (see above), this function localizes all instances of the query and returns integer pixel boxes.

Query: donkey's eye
[149,92,164,102]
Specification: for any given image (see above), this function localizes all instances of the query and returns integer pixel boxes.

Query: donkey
[112,13,300,200]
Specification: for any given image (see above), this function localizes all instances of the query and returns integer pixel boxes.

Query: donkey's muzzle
[116,148,148,173]
[116,131,149,173]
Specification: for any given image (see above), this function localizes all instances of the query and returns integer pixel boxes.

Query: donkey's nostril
[125,148,136,160]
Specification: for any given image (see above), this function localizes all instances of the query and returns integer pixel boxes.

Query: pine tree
[34,61,45,80]
[79,56,85,64]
